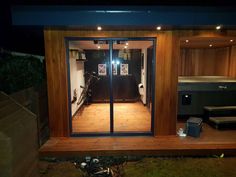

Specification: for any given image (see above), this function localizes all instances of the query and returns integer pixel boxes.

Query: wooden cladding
[179,46,236,77]
[44,30,69,137]
[155,31,179,135]
[179,47,230,76]
[44,29,180,137]
[44,29,236,137]
[229,46,236,78]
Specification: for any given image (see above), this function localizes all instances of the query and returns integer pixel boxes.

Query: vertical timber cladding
[44,29,70,137]
[44,29,179,137]
[155,31,179,136]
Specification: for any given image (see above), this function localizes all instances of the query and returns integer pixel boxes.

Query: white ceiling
[69,40,153,50]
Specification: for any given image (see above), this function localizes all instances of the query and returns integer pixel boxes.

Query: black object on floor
[185,117,203,137]
[204,106,236,129]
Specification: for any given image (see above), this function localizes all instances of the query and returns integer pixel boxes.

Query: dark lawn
[39,157,236,177]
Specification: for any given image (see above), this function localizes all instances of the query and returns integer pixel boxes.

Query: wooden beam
[44,29,236,137]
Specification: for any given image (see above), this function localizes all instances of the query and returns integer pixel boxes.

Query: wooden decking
[40,122,236,157]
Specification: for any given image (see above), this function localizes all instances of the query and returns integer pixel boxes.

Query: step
[204,106,236,120]
[204,106,236,111]
[208,116,236,130]
[209,116,236,124]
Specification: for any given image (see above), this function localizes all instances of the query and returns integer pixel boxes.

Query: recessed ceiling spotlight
[124,46,128,49]
[97,26,102,31]
[156,26,161,30]
[125,42,129,46]
[216,25,221,30]
[209,44,213,47]
[97,45,101,49]
[185,39,189,43]
[230,39,234,42]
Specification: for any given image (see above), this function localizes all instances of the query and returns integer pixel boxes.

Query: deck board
[40,123,236,157]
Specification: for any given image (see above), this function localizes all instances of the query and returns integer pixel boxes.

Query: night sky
[1,0,236,56]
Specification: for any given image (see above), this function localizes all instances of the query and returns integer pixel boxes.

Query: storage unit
[185,117,203,137]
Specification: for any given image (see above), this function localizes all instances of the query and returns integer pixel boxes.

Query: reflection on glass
[112,40,154,133]
[69,40,110,133]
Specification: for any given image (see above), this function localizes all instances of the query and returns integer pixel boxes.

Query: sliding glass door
[68,40,110,134]
[112,40,154,133]
[67,38,155,136]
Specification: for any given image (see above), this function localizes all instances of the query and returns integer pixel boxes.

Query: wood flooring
[72,102,151,133]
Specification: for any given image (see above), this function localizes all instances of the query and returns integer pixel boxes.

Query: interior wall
[69,50,85,116]
[84,49,141,102]
[140,48,147,104]
[179,47,230,76]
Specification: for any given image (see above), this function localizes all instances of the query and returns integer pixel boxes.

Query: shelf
[76,59,87,62]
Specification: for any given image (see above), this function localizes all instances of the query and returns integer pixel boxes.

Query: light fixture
[116,61,120,65]
[97,26,102,31]
[124,46,128,49]
[97,45,101,49]
[230,39,234,42]
[156,26,161,30]
[185,39,189,43]
[112,61,115,64]
[209,44,213,47]
[216,25,221,30]
[125,42,129,46]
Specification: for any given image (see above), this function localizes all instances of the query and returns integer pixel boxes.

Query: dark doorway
[146,46,153,110]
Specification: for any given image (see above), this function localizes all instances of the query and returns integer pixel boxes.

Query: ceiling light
[97,26,102,31]
[185,39,189,43]
[125,42,129,46]
[209,44,213,47]
[124,46,128,49]
[97,45,101,49]
[156,26,161,30]
[216,25,221,30]
[230,39,234,42]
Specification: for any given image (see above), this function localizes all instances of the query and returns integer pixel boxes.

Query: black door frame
[65,37,156,137]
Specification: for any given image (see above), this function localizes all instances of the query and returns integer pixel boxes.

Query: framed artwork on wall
[98,64,106,75]
[120,64,129,75]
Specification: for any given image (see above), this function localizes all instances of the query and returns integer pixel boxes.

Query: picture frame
[120,64,128,75]
[98,64,106,75]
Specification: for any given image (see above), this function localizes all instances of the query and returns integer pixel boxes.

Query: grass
[124,157,236,177]
[39,157,236,177]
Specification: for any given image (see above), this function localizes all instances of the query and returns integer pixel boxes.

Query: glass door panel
[112,40,154,133]
[69,40,110,134]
